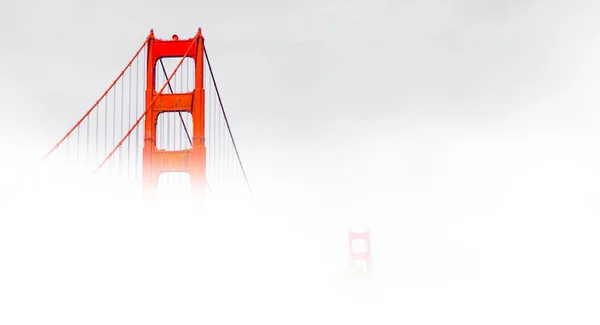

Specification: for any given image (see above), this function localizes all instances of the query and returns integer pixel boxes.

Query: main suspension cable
[203,45,253,196]
[40,38,150,164]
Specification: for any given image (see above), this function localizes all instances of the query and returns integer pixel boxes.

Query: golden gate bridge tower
[348,230,373,276]
[39,28,251,201]
[142,29,207,201]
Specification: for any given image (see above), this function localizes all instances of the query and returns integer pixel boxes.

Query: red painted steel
[143,29,206,200]
[348,230,372,274]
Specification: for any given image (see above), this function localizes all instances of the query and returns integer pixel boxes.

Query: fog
[3,0,600,324]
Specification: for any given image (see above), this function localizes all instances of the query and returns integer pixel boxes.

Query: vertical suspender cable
[127,63,132,180]
[95,104,99,165]
[86,114,89,166]
[76,121,80,164]
[104,94,108,160]
[120,76,124,174]
[135,48,141,181]
[112,90,116,171]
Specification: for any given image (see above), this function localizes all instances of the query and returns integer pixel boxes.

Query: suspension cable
[203,44,253,196]
[93,38,197,174]
[40,38,150,164]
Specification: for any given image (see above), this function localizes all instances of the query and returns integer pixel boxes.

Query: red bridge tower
[348,230,373,275]
[142,29,206,200]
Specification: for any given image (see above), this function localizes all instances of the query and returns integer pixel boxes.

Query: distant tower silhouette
[348,230,372,275]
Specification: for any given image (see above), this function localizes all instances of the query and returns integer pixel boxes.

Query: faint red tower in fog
[348,230,372,275]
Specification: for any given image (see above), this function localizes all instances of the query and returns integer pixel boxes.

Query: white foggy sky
[2,0,600,323]
[3,0,600,192]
